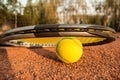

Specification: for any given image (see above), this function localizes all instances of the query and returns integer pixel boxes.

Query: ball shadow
[28,47,60,62]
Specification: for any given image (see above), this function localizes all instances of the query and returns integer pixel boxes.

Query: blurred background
[0,0,120,33]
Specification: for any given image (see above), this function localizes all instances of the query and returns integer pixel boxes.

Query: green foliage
[104,0,120,31]
[0,0,119,31]
[0,1,7,25]
[24,0,58,24]
[38,1,58,24]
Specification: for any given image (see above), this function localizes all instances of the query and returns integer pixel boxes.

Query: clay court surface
[0,33,120,80]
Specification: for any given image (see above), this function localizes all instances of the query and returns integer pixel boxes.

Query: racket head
[0,24,116,47]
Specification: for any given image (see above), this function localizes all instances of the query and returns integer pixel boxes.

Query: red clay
[0,33,120,80]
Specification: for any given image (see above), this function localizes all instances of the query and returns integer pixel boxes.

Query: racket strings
[9,37,106,47]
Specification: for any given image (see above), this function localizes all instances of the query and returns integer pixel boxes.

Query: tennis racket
[0,24,116,47]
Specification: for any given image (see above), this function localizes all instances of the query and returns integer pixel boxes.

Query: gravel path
[0,33,120,80]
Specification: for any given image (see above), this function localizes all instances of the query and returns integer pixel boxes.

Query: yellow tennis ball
[56,37,83,63]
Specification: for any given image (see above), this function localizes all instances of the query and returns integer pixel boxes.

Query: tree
[0,1,7,25]
[38,0,58,24]
[104,0,120,31]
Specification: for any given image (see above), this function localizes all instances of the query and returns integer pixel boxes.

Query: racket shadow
[0,47,14,79]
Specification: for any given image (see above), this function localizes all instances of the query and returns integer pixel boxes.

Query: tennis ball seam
[56,52,72,63]
[72,38,83,48]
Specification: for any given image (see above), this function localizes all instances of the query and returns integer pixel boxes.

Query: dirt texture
[0,33,120,80]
